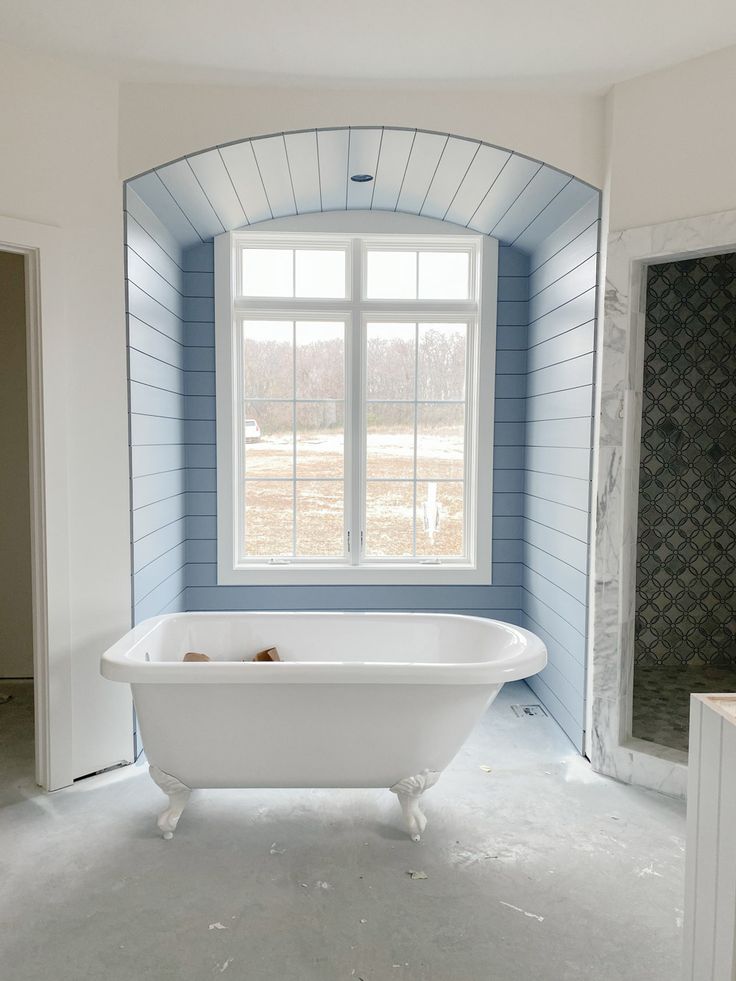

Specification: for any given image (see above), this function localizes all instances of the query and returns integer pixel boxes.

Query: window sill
[217,563,492,587]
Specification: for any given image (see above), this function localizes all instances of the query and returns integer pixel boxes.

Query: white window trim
[215,224,497,586]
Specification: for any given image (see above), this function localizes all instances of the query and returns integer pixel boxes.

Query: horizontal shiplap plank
[130,413,186,446]
[524,469,590,512]
[183,271,214,298]
[132,517,187,573]
[127,283,185,344]
[496,326,527,351]
[528,256,598,323]
[186,444,217,469]
[523,498,589,544]
[133,543,187,606]
[524,518,588,572]
[130,381,183,420]
[495,396,525,421]
[522,542,587,603]
[523,591,585,661]
[527,321,594,373]
[525,445,591,481]
[523,567,586,634]
[184,584,522,611]
[526,386,594,421]
[127,172,201,248]
[528,289,597,346]
[498,247,529,277]
[497,301,528,327]
[524,612,586,674]
[530,197,600,272]
[526,416,592,449]
[184,370,216,397]
[514,181,598,253]
[132,470,186,510]
[497,277,528,302]
[125,188,184,267]
[185,347,216,372]
[492,167,570,244]
[128,317,184,369]
[183,242,214,274]
[125,215,183,291]
[132,493,187,542]
[184,395,216,421]
[157,159,225,241]
[130,444,187,479]
[526,670,583,752]
[134,570,187,624]
[126,248,183,316]
[529,222,599,297]
[469,155,540,235]
[128,349,184,395]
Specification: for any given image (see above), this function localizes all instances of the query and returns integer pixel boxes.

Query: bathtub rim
[101,611,546,686]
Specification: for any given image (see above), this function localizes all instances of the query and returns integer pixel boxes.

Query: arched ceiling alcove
[126,126,599,252]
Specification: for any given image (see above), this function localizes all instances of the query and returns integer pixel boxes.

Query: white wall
[0,44,133,778]
[608,44,736,231]
[118,81,605,188]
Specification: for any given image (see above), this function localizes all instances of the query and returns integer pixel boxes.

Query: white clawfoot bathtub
[101,612,546,841]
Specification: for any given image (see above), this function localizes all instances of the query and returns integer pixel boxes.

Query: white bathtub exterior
[101,612,546,792]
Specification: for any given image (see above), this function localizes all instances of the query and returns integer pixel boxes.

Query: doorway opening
[0,249,36,803]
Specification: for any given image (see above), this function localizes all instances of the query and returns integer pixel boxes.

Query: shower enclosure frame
[589,207,736,797]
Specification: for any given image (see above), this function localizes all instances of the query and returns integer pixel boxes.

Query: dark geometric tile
[635,253,736,672]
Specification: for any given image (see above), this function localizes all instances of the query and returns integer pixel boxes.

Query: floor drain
[511,704,547,718]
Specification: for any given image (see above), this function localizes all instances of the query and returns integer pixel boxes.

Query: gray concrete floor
[0,680,686,981]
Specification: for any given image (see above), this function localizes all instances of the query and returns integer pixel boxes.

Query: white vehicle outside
[244,418,261,442]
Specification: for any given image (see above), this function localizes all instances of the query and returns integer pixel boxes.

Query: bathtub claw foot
[390,770,440,842]
[149,765,191,839]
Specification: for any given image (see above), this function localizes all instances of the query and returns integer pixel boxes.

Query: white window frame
[215,226,497,585]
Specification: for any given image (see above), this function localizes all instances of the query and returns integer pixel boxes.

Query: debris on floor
[269,842,285,854]
[479,764,492,772]
[407,870,428,880]
[499,901,544,923]
[208,922,227,931]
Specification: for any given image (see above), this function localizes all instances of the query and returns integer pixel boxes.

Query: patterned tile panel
[635,253,736,666]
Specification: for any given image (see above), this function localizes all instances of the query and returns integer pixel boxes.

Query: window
[215,228,496,585]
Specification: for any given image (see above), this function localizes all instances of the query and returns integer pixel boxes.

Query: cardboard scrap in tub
[182,647,281,662]
[251,647,280,662]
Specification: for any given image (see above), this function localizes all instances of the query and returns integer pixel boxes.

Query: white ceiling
[2,0,736,91]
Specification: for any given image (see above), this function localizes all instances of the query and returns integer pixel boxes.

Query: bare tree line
[244,328,466,435]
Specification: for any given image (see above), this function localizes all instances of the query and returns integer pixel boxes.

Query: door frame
[0,215,73,790]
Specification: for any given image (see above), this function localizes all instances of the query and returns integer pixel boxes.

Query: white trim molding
[0,215,73,791]
[589,207,736,798]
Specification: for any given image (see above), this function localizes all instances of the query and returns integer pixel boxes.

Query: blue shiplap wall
[182,241,527,621]
[125,188,188,623]
[124,127,601,755]
[521,198,600,751]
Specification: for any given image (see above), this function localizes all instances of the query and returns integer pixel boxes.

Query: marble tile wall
[590,209,736,797]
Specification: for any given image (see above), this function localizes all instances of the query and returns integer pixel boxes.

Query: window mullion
[291,320,297,559]
[412,322,419,558]
[350,240,362,567]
